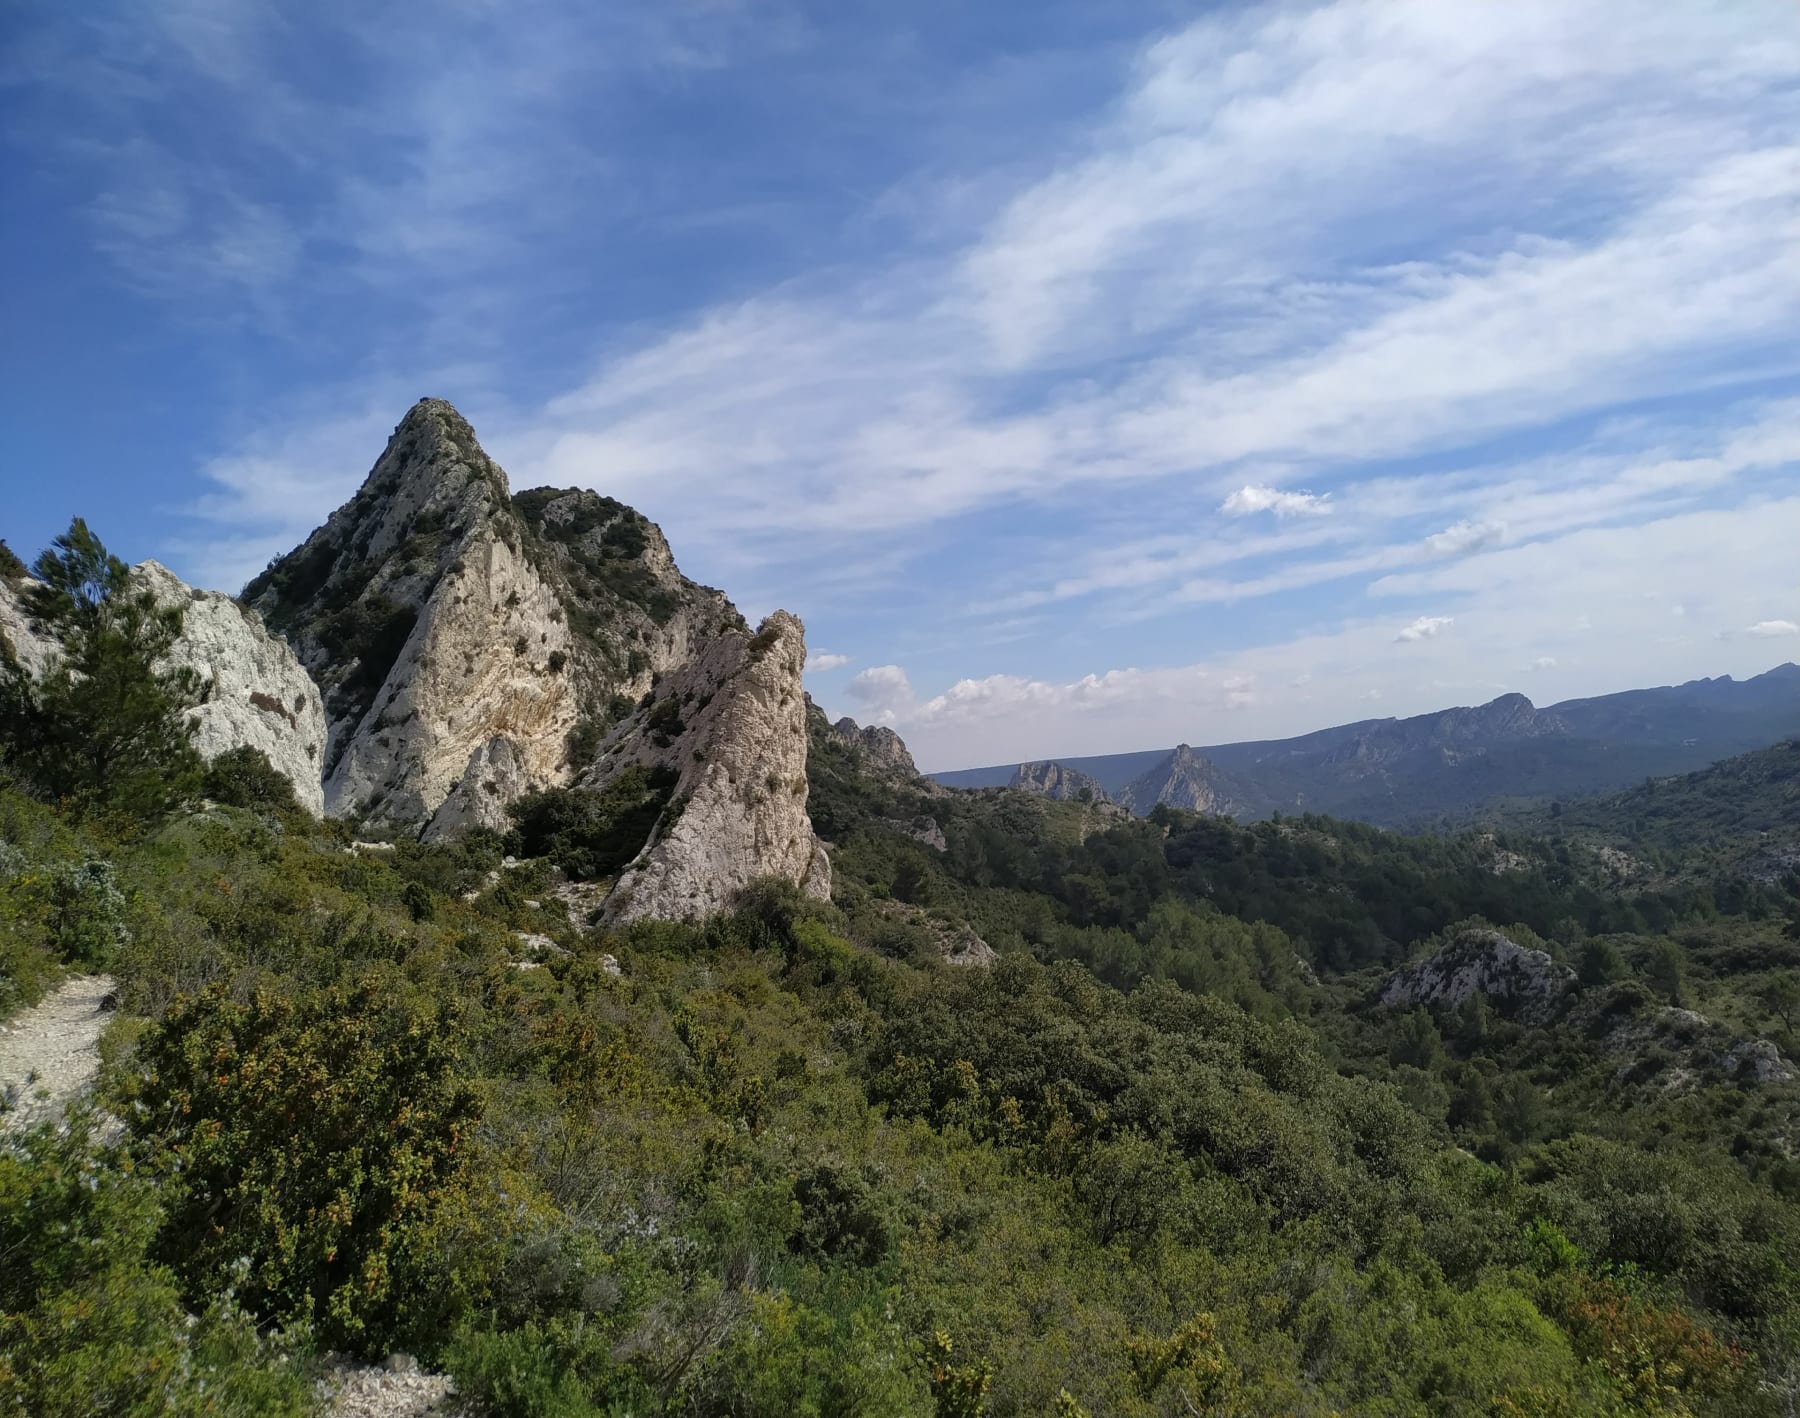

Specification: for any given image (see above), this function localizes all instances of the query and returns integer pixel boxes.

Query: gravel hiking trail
[0,973,115,1133]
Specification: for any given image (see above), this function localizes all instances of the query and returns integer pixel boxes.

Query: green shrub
[0,1112,309,1417]
[0,518,204,818]
[201,744,300,814]
[507,766,678,881]
[125,977,484,1353]
[789,1163,891,1266]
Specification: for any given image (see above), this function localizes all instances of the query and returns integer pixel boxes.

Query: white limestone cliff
[246,399,744,840]
[583,611,830,923]
[1,564,327,816]
[135,562,327,817]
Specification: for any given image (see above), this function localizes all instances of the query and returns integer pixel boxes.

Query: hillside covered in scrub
[3,510,1800,1414]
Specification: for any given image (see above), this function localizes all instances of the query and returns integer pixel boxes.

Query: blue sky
[4,0,1798,771]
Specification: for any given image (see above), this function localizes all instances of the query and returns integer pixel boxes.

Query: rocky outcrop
[1117,744,1255,817]
[0,578,58,680]
[243,399,742,837]
[1010,761,1110,803]
[1574,989,1798,1091]
[1,564,327,815]
[830,715,922,784]
[582,611,830,923]
[1381,927,1574,1024]
[135,562,328,817]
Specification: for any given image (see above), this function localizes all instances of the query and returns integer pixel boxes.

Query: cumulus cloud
[806,651,851,672]
[1424,520,1505,557]
[1528,656,1558,670]
[1395,616,1455,643]
[1219,485,1330,518]
[845,664,915,722]
[1740,619,1800,638]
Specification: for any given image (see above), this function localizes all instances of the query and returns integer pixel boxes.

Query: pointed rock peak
[362,397,511,506]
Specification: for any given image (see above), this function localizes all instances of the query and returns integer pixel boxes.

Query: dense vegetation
[2,523,1798,1414]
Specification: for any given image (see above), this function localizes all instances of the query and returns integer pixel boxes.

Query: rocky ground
[313,1355,462,1417]
[0,973,115,1132]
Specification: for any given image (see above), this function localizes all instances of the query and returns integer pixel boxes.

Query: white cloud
[1740,619,1800,638]
[1424,520,1505,557]
[1528,656,1558,671]
[845,664,916,723]
[1394,615,1454,643]
[1219,485,1330,518]
[806,650,851,672]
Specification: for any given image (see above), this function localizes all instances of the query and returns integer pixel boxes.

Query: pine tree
[0,518,204,817]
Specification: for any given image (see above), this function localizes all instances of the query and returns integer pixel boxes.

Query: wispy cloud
[805,650,851,672]
[13,0,1798,763]
[1220,485,1330,518]
[1738,620,1799,639]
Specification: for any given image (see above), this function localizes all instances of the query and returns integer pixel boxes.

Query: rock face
[581,611,830,923]
[135,562,328,817]
[1381,927,1574,1024]
[0,578,58,680]
[1,565,327,816]
[1117,744,1254,817]
[830,715,922,784]
[243,399,743,838]
[1010,760,1110,803]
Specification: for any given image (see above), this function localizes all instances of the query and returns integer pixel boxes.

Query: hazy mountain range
[931,665,1800,828]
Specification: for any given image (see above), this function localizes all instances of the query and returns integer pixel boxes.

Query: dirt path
[0,973,115,1133]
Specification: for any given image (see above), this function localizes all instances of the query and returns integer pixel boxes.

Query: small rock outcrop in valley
[581,611,830,923]
[1,564,327,815]
[1118,744,1256,817]
[136,561,328,817]
[244,399,743,838]
[1381,927,1574,1024]
[1010,760,1110,803]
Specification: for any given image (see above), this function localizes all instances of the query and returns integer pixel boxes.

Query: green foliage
[1576,936,1627,989]
[790,1163,892,1266]
[507,765,678,881]
[125,978,483,1353]
[0,518,204,817]
[0,539,25,584]
[0,1113,310,1416]
[200,743,300,814]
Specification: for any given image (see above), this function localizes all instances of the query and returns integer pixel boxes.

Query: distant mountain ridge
[935,664,1800,828]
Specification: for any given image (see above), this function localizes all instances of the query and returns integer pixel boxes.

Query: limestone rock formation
[830,714,923,784]
[1010,760,1110,803]
[1381,927,1574,1024]
[135,562,328,817]
[243,398,743,838]
[1,564,327,816]
[581,611,830,923]
[0,577,57,680]
[1117,744,1256,817]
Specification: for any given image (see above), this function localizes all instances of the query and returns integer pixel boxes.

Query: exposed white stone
[2,565,327,817]
[587,611,830,924]
[0,577,57,679]
[134,561,328,817]
[1381,927,1574,1024]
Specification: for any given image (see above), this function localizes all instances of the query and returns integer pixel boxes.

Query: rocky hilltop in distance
[936,664,1800,828]
[1010,760,1110,803]
[1115,743,1261,817]
[1,560,327,815]
[240,397,828,918]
